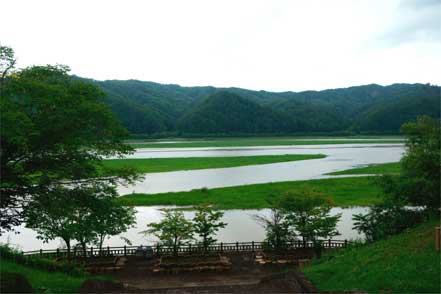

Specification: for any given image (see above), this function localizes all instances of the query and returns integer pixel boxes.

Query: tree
[352,204,425,243]
[24,184,136,256]
[145,209,193,256]
[352,116,439,241]
[0,45,16,87]
[192,204,226,251]
[24,187,79,254]
[377,116,441,210]
[278,190,341,257]
[398,115,440,209]
[0,60,138,232]
[93,202,136,252]
[255,207,291,251]
[254,196,291,251]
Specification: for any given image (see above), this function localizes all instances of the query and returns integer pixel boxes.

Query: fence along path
[23,239,349,259]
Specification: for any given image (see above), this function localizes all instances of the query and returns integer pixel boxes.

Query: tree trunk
[81,241,87,257]
[203,235,208,253]
[62,237,71,259]
[99,234,105,253]
[313,240,323,259]
[173,236,178,257]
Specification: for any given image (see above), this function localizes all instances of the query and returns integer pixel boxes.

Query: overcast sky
[1,0,440,92]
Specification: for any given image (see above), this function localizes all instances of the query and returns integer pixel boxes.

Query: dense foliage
[24,186,136,255]
[177,91,289,133]
[90,79,440,135]
[0,245,84,276]
[0,46,138,236]
[352,205,426,242]
[1,245,112,293]
[398,116,440,209]
[254,197,291,251]
[255,191,340,255]
[377,115,440,210]
[146,206,227,255]
[352,116,440,241]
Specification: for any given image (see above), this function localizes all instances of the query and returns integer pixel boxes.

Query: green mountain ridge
[86,79,440,135]
[177,92,291,133]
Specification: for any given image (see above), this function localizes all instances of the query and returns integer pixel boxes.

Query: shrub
[352,205,426,242]
[0,245,85,276]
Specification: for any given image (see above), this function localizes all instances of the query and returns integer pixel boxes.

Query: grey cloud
[399,0,441,10]
[378,0,441,46]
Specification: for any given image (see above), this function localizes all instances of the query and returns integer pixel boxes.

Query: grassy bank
[1,260,99,293]
[103,154,325,174]
[303,219,440,293]
[329,162,401,175]
[130,138,403,148]
[0,245,112,293]
[117,176,383,209]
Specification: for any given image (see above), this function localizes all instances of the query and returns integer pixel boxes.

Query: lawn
[329,162,401,175]
[117,176,384,209]
[130,137,403,149]
[303,219,441,293]
[102,154,325,174]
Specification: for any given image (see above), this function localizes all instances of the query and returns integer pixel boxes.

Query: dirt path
[92,253,315,293]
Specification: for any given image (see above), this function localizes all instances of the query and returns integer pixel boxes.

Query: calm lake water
[117,144,404,194]
[1,144,403,251]
[1,206,368,251]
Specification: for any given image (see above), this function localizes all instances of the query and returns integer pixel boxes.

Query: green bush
[352,205,426,242]
[0,245,85,276]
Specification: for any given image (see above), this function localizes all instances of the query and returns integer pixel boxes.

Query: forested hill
[91,79,440,135]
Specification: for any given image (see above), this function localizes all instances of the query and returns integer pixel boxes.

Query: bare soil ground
[81,252,316,293]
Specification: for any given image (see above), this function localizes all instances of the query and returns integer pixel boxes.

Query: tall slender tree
[192,204,226,251]
[146,209,194,257]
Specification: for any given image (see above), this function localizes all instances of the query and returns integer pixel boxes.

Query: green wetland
[2,142,404,250]
[102,154,325,174]
[130,137,403,149]
[118,177,382,208]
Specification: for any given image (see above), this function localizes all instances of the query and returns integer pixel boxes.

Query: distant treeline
[85,79,440,135]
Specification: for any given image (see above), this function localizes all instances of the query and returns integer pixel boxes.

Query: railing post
[236,242,239,252]
[107,246,110,256]
[56,248,60,258]
[328,239,331,248]
[40,249,43,257]
[124,245,127,257]
[344,239,348,247]
[220,242,223,253]
[73,247,77,258]
[90,246,93,257]
[189,243,192,254]
[252,241,254,253]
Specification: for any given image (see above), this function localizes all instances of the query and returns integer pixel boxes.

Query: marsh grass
[329,162,401,176]
[102,154,325,174]
[130,138,403,149]
[117,177,383,209]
